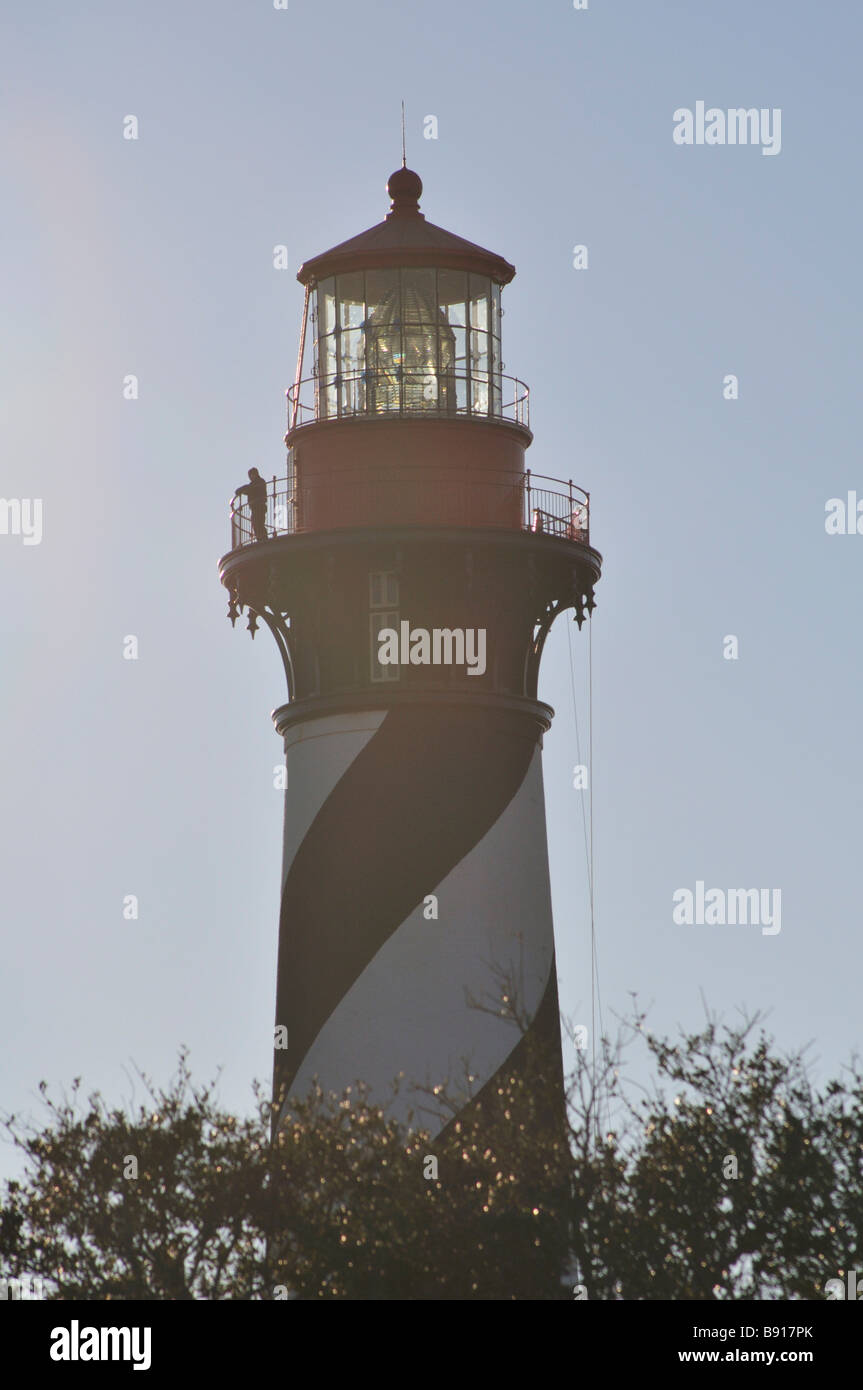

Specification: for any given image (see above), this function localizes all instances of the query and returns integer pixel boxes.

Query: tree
[2,1010,861,1300]
[578,1010,863,1300]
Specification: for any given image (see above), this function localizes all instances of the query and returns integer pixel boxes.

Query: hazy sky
[2,0,860,1179]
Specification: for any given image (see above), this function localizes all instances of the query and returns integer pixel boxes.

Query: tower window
[369,571,400,682]
[369,571,399,609]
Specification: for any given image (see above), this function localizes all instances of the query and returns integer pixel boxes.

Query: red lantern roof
[296,167,516,287]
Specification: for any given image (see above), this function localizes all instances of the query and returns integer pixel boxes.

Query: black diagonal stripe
[437,961,565,1144]
[429,965,571,1295]
[274,702,541,1109]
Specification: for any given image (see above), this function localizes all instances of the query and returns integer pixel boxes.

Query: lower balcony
[229,469,589,551]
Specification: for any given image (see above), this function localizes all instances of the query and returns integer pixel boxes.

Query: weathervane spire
[401,99,406,167]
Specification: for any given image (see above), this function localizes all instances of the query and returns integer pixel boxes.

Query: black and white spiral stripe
[273,703,561,1138]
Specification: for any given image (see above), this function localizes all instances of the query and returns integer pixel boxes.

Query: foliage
[2,1009,861,1300]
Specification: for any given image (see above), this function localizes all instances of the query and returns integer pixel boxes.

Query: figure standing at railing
[571,502,588,541]
[234,467,268,543]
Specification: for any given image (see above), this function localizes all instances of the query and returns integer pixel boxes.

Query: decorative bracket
[227,581,295,700]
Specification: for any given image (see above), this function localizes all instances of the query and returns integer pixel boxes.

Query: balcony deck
[228,469,590,552]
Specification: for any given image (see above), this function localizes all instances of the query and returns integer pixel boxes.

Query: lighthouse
[219,166,601,1145]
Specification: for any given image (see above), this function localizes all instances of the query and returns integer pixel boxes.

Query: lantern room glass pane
[469,275,490,416]
[491,282,502,338]
[316,278,337,418]
[402,269,437,326]
[470,328,489,376]
[450,324,467,379]
[318,278,336,334]
[365,269,396,313]
[438,269,467,326]
[365,269,403,413]
[490,283,503,414]
[337,273,364,328]
[339,330,365,412]
[334,273,365,415]
[491,338,502,413]
[471,376,489,414]
[401,268,441,410]
[469,275,490,330]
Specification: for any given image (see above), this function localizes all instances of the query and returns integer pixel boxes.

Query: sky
[1,0,861,1179]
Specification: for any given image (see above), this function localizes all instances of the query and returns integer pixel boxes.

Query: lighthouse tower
[219,167,601,1143]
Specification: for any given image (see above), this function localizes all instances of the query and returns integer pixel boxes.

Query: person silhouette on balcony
[234,468,268,543]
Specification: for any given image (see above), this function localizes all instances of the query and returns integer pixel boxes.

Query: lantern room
[312,264,503,420]
[295,167,517,427]
[283,166,532,533]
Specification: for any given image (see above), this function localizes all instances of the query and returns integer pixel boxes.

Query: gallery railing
[286,370,530,430]
[230,470,589,551]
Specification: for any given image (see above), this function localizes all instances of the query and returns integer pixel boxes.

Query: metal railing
[286,370,530,431]
[525,474,589,542]
[229,469,589,551]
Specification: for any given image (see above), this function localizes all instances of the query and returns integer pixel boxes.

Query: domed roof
[296,167,515,286]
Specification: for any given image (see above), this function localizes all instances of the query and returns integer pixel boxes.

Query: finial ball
[387,166,422,208]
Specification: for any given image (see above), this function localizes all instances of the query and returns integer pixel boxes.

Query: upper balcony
[287,368,529,433]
